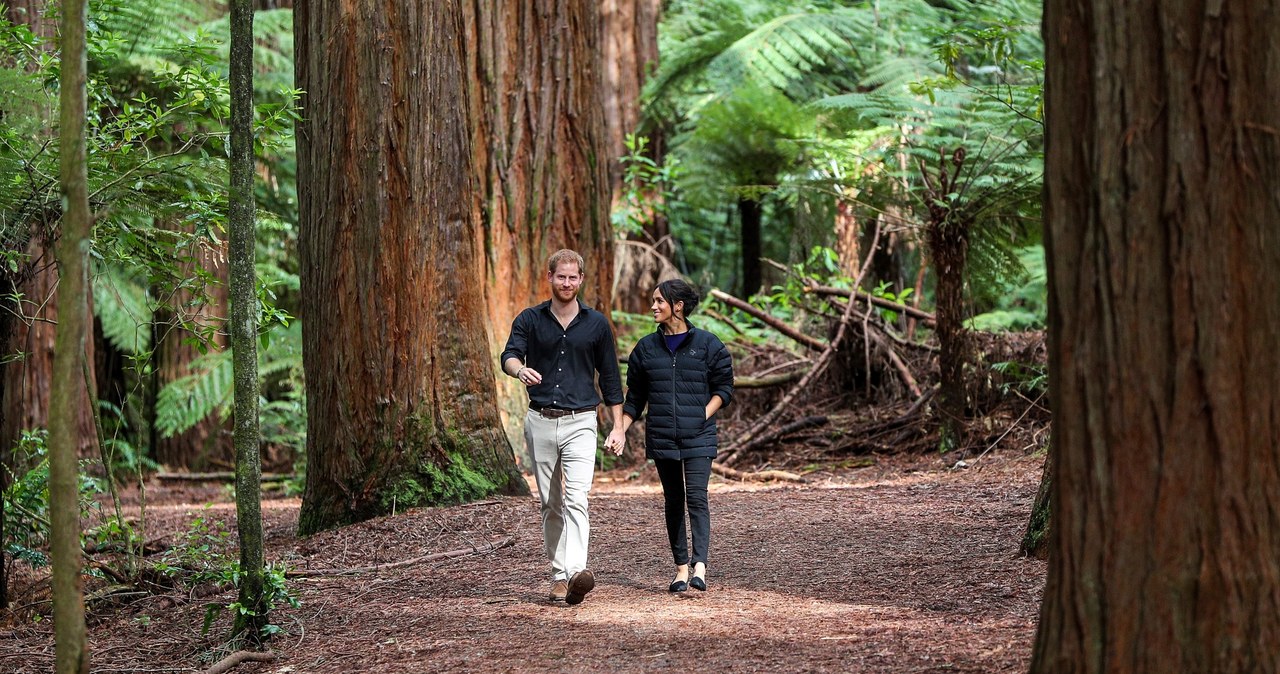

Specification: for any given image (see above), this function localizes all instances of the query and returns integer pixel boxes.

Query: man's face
[548,262,584,303]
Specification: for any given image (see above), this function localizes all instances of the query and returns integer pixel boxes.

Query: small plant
[3,429,108,568]
[155,510,299,640]
[870,280,915,323]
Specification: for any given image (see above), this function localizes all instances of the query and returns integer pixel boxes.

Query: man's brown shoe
[549,580,569,602]
[565,569,595,606]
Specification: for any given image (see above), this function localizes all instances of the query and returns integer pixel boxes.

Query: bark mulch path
[1,449,1046,673]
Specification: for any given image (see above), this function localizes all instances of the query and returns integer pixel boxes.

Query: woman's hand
[603,428,626,455]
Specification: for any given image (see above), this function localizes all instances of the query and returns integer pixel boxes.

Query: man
[501,249,624,605]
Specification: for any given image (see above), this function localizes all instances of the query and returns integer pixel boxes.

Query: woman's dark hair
[656,278,700,318]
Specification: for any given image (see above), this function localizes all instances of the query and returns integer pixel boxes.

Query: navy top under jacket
[500,300,624,411]
[623,322,734,460]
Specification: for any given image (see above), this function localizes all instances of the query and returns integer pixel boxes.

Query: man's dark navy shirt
[500,300,624,411]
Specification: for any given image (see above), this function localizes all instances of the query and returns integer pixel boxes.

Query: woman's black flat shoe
[669,579,689,593]
[689,575,707,591]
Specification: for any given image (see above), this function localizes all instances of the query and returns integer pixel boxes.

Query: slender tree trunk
[49,0,90,669]
[461,0,613,466]
[1032,1,1280,671]
[738,197,762,297]
[227,0,266,641]
[295,0,527,535]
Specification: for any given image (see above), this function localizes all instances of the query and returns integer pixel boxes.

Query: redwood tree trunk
[461,0,613,465]
[600,0,668,317]
[295,0,527,535]
[1032,1,1280,671]
[152,232,231,470]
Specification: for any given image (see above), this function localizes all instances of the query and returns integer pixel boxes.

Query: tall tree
[1032,1,1280,671]
[460,0,614,464]
[295,0,526,535]
[49,0,91,668]
[227,0,267,640]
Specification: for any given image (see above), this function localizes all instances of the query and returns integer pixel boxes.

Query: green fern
[92,263,154,355]
[154,322,303,439]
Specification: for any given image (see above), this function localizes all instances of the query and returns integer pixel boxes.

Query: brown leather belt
[530,405,595,419]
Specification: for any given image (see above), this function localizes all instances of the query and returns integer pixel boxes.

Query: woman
[605,279,734,592]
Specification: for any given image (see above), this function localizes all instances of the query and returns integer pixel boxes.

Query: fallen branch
[867,327,922,397]
[720,416,828,467]
[709,289,825,351]
[805,285,936,325]
[711,462,806,483]
[204,650,276,674]
[157,472,293,483]
[287,535,513,578]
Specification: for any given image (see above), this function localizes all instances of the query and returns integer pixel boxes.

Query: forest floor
[1,445,1047,673]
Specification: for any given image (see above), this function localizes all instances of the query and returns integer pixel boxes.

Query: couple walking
[500,249,735,605]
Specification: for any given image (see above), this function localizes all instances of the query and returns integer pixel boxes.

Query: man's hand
[516,366,543,386]
[604,428,626,456]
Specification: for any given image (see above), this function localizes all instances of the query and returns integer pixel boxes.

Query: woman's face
[651,289,680,325]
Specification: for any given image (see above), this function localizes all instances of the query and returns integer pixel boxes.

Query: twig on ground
[287,535,513,578]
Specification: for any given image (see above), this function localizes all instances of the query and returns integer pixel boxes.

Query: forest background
[0,0,1157,670]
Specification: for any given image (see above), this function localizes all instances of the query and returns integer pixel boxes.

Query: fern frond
[154,350,233,439]
[92,263,154,354]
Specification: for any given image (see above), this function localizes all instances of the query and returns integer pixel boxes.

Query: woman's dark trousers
[654,456,712,565]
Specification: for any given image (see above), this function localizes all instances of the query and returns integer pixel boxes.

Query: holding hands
[604,427,626,456]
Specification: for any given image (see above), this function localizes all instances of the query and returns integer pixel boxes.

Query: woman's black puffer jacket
[622,322,734,460]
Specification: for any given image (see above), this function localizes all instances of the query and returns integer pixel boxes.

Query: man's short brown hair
[547,249,585,275]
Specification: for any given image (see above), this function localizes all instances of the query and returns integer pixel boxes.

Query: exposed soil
[1,448,1047,673]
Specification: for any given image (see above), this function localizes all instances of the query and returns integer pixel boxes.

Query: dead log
[287,535,513,578]
[204,650,276,674]
[718,221,885,466]
[734,369,809,389]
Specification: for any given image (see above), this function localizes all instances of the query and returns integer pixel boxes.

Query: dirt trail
[1,451,1046,673]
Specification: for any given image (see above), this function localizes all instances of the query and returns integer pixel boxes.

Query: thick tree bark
[49,0,90,670]
[227,0,266,641]
[928,218,969,453]
[295,0,527,535]
[461,0,613,466]
[1032,1,1280,671]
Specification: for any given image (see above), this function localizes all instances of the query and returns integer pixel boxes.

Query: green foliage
[612,134,682,239]
[967,245,1046,331]
[154,321,305,456]
[990,360,1047,397]
[154,511,299,639]
[2,430,109,568]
